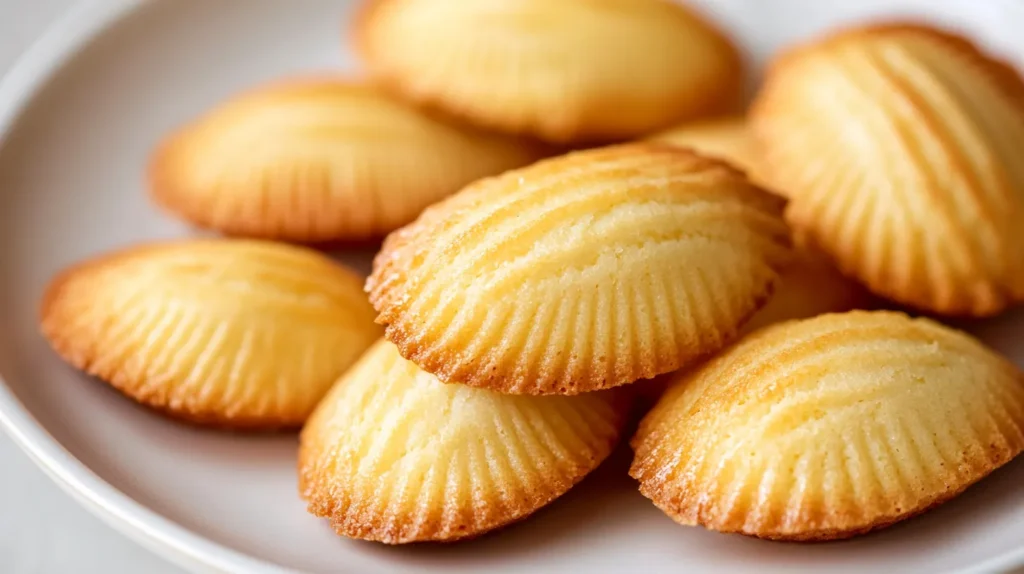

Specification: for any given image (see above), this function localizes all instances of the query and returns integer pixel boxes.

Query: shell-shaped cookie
[40,240,381,429]
[648,116,758,179]
[751,24,1024,316]
[367,144,793,395]
[355,0,743,143]
[631,310,1024,541]
[150,80,544,242]
[299,339,629,543]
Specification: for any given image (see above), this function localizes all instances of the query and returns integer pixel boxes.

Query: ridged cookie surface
[150,80,543,242]
[752,24,1024,316]
[631,311,1024,541]
[355,0,742,143]
[368,144,793,395]
[299,339,629,543]
[40,240,380,428]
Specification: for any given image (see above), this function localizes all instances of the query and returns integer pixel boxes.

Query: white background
[0,2,180,572]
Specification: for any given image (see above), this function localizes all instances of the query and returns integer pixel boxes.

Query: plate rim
[0,1,1021,573]
[0,1,293,572]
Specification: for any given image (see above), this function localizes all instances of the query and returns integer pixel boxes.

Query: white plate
[1,0,1024,572]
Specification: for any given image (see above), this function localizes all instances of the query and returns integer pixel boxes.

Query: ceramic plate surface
[1,1,1024,572]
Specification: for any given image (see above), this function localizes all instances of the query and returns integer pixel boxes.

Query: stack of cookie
[39,0,1024,547]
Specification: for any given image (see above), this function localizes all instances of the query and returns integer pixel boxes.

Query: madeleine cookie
[355,0,742,143]
[299,339,629,543]
[150,80,544,242]
[631,311,1024,541]
[368,144,793,395]
[751,24,1024,316]
[40,240,381,429]
[648,116,759,180]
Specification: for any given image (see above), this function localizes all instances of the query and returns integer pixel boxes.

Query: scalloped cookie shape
[299,339,629,543]
[355,0,743,143]
[367,144,793,395]
[631,311,1024,541]
[40,239,381,429]
[752,24,1024,316]
[150,80,544,242]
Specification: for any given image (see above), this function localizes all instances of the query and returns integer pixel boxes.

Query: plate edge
[0,1,300,572]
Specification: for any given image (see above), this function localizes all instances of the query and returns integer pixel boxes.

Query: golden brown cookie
[631,310,1024,541]
[751,23,1024,316]
[355,0,743,143]
[150,79,544,242]
[40,239,381,429]
[367,144,792,395]
[299,339,629,543]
